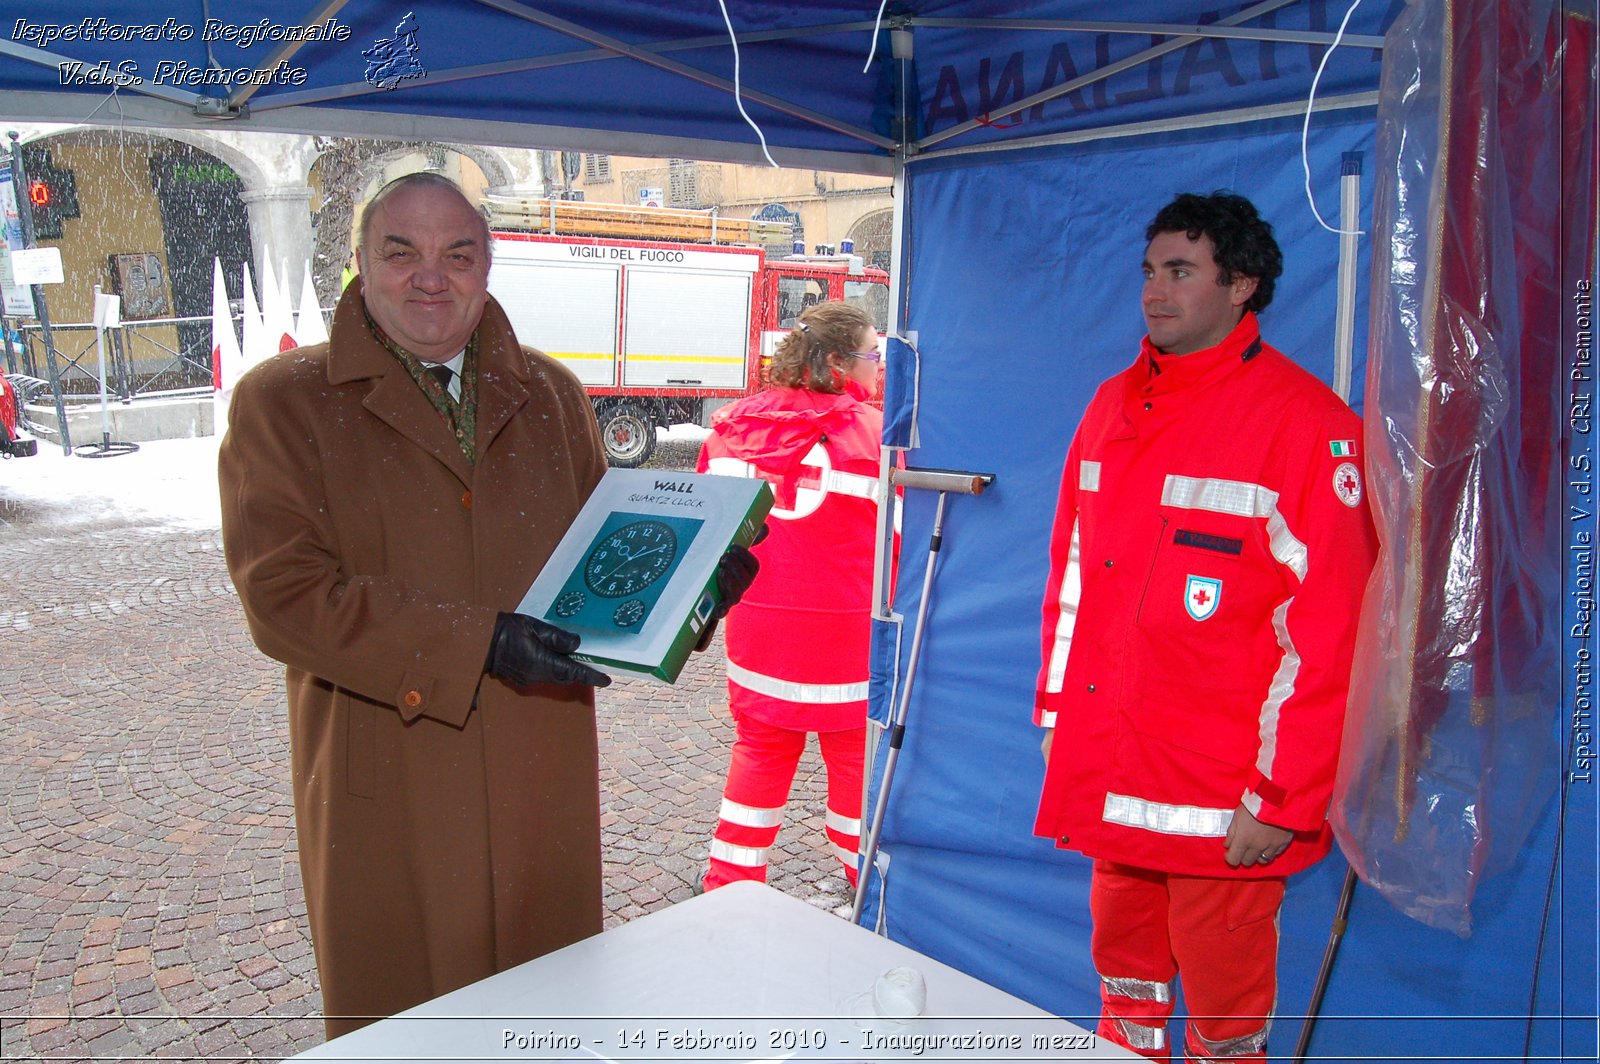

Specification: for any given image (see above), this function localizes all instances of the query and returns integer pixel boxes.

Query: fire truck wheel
[600,403,656,467]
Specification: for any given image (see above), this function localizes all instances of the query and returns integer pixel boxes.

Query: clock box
[516,468,774,683]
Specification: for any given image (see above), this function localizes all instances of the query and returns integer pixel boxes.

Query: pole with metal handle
[851,467,993,926]
[92,286,111,450]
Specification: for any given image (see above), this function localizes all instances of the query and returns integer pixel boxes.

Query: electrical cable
[715,0,779,168]
[1522,742,1576,1060]
[863,0,892,72]
[1302,0,1368,235]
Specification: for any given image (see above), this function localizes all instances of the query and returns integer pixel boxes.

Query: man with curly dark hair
[1032,192,1377,1062]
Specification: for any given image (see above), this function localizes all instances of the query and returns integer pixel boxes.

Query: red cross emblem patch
[1333,461,1363,508]
[1185,575,1222,621]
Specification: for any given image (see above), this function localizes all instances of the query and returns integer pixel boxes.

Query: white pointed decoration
[240,262,270,371]
[295,261,328,346]
[280,256,295,337]
[256,247,278,325]
[259,247,298,354]
[211,258,244,436]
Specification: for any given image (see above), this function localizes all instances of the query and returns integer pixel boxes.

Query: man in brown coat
[219,174,753,1038]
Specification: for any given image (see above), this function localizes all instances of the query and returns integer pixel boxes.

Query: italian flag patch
[1330,440,1357,457]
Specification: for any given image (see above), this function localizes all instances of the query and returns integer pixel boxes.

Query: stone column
[239,185,315,285]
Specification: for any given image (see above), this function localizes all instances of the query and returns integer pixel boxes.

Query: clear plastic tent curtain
[1332,0,1597,935]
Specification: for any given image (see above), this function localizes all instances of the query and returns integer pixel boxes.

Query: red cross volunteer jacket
[1034,313,1377,878]
[698,380,888,732]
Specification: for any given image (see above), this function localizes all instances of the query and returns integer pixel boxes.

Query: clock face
[542,511,704,635]
[583,520,679,598]
[613,599,647,628]
[553,590,587,618]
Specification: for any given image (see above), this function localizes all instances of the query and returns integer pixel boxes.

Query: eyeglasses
[848,349,883,362]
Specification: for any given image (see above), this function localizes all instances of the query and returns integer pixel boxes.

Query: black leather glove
[485,612,611,688]
[712,542,761,622]
[693,532,767,653]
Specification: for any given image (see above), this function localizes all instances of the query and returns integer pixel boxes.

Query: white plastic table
[290,880,1130,1062]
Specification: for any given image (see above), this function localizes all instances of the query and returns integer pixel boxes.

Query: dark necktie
[425,363,454,398]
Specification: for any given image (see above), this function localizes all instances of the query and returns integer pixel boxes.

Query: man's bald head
[357,172,491,263]
[356,173,493,361]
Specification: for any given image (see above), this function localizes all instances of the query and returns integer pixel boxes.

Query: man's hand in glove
[712,541,761,621]
[694,528,766,651]
[485,612,612,689]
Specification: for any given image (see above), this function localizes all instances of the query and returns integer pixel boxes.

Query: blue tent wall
[866,106,1588,1061]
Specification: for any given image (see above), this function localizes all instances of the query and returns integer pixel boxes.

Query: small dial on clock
[552,590,587,618]
[613,599,647,628]
[583,520,678,598]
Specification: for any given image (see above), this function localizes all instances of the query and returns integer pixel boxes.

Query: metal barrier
[11,313,228,399]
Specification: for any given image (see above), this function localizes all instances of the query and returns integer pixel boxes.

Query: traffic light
[19,149,80,240]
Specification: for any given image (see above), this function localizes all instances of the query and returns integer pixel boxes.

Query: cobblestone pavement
[0,437,851,1060]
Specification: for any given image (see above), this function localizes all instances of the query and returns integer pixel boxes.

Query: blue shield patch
[1185,575,1222,621]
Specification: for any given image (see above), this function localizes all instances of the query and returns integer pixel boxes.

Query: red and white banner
[211,257,243,435]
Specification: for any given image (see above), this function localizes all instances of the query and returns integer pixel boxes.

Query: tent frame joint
[192,97,249,120]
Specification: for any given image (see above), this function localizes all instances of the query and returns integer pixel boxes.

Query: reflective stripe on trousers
[1097,970,1177,1062]
[1112,1017,1169,1054]
[708,838,770,869]
[703,715,864,892]
[709,804,859,873]
[1091,861,1283,1064]
[1187,1021,1272,1062]
[718,796,783,829]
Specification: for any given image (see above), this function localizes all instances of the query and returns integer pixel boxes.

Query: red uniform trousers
[703,708,864,892]
[1091,861,1285,1063]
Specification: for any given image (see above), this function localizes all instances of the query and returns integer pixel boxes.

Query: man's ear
[1231,274,1260,309]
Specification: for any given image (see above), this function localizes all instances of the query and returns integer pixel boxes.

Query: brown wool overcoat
[219,286,608,1037]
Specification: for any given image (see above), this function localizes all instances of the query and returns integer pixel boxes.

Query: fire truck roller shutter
[622,268,750,390]
[486,257,622,388]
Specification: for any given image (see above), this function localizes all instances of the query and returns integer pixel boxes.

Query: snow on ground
[2,434,223,531]
[1,422,711,534]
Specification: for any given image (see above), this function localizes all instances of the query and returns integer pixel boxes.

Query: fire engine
[483,197,890,466]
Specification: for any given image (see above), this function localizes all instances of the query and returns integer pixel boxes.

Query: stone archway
[438,143,515,190]
[306,140,522,303]
[845,209,894,272]
[73,126,319,290]
[16,129,253,361]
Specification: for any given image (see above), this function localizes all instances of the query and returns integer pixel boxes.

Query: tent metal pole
[473,0,898,151]
[914,0,1301,152]
[225,0,351,111]
[872,170,911,618]
[250,21,889,113]
[861,23,918,905]
[909,17,1385,50]
[851,488,949,928]
[1333,152,1364,403]
[909,92,1380,165]
[0,39,197,107]
[1293,865,1359,1063]
[852,468,994,928]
